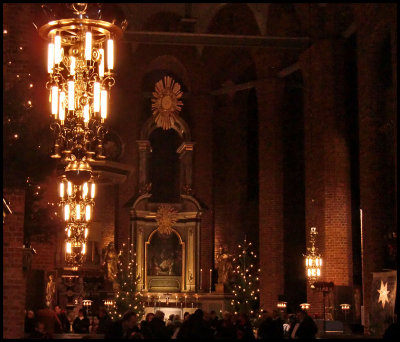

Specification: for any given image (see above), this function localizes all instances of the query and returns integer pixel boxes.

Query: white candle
[209,269,212,292]
[200,269,203,290]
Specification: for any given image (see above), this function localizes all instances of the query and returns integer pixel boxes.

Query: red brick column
[3,188,26,339]
[188,94,214,291]
[299,40,353,317]
[256,78,285,311]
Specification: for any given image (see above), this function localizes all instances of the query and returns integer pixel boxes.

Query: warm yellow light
[66,242,72,254]
[82,243,86,255]
[48,43,54,73]
[85,32,92,61]
[54,35,62,64]
[82,183,88,199]
[99,48,104,77]
[70,56,75,75]
[76,204,81,220]
[59,182,64,198]
[305,259,309,267]
[107,39,114,70]
[84,228,88,238]
[91,183,95,198]
[101,90,107,119]
[320,258,322,266]
[51,86,58,116]
[67,182,72,196]
[94,82,100,112]
[85,205,91,221]
[68,81,74,111]
[64,204,70,221]
[307,269,311,277]
[317,268,321,277]
[59,91,65,121]
[83,104,89,123]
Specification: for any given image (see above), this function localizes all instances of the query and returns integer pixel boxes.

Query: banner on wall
[369,270,397,336]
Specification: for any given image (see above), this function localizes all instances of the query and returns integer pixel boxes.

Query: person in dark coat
[236,313,255,340]
[106,311,141,339]
[25,310,36,335]
[292,310,318,339]
[271,310,284,339]
[96,307,113,335]
[258,310,275,339]
[140,312,155,339]
[148,310,169,339]
[216,311,236,339]
[55,305,70,333]
[209,310,219,336]
[72,309,90,334]
[177,309,213,339]
[36,305,62,336]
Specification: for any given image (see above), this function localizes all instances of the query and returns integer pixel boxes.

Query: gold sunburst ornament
[156,204,178,235]
[151,76,183,130]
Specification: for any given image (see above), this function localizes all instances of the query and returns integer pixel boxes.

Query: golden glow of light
[307,269,311,277]
[67,228,71,237]
[82,183,88,199]
[101,90,107,119]
[85,32,92,61]
[84,228,88,238]
[66,242,72,254]
[82,243,86,255]
[48,43,54,73]
[68,81,74,111]
[67,182,72,196]
[85,205,91,221]
[51,86,58,116]
[99,48,104,77]
[59,91,65,121]
[91,183,95,198]
[317,268,321,277]
[54,35,62,64]
[64,204,70,221]
[93,82,100,112]
[70,56,76,75]
[76,204,81,220]
[59,182,64,198]
[83,104,89,123]
[107,39,114,70]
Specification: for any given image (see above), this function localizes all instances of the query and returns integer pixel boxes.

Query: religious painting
[147,230,182,276]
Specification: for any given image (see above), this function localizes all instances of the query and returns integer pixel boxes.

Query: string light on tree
[229,236,260,320]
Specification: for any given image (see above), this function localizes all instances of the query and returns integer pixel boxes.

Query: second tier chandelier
[304,227,323,288]
[38,3,126,267]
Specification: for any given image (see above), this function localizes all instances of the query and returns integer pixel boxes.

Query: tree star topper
[151,76,183,130]
[377,280,390,309]
[156,204,178,235]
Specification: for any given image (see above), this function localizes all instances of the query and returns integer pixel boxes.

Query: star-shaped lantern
[377,280,390,309]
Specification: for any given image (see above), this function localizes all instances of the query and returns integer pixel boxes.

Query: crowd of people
[25,305,319,339]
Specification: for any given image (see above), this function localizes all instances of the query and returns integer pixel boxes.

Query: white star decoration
[377,280,390,309]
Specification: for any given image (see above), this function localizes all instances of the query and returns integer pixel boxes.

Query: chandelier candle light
[304,227,322,288]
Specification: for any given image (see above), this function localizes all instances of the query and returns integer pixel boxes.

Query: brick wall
[3,188,26,339]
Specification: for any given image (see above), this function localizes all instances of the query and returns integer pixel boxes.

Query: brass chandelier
[38,3,126,267]
[304,227,322,288]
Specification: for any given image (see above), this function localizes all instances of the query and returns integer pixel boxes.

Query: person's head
[36,322,46,334]
[168,314,174,321]
[27,310,35,319]
[123,311,138,329]
[154,310,165,321]
[78,309,86,318]
[296,310,307,322]
[272,309,280,319]
[210,310,217,320]
[183,312,190,321]
[98,307,107,318]
[55,305,61,314]
[222,311,232,321]
[260,310,270,320]
[173,314,180,322]
[145,312,154,322]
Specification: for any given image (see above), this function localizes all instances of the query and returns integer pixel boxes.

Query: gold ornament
[151,76,183,130]
[377,280,390,309]
[155,204,178,235]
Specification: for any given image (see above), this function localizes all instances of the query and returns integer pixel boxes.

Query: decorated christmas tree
[108,242,146,321]
[229,237,260,318]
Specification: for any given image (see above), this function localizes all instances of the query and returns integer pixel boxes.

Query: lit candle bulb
[68,81,74,111]
[82,243,86,255]
[59,182,64,198]
[82,183,88,199]
[59,91,65,122]
[54,35,62,64]
[51,86,58,116]
[70,56,75,76]
[48,43,54,73]
[90,183,95,198]
[84,228,88,238]
[85,205,91,221]
[83,104,89,124]
[67,182,72,196]
[101,90,107,120]
[85,32,92,61]
[93,82,100,112]
[76,204,81,220]
[107,39,114,70]
[64,204,70,221]
[66,242,72,254]
[99,48,104,77]
[67,228,71,237]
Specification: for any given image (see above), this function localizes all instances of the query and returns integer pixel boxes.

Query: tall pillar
[256,78,285,311]
[299,40,353,317]
[136,140,152,193]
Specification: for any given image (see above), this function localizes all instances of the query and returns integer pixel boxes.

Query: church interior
[3,3,397,339]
